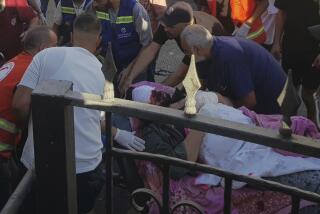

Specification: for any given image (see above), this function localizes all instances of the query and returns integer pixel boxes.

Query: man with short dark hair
[0,26,57,209]
[180,24,286,114]
[12,13,145,213]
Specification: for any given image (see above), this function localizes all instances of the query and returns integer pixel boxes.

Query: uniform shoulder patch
[0,62,15,81]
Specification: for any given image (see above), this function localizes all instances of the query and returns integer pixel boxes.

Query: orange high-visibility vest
[230,0,266,44]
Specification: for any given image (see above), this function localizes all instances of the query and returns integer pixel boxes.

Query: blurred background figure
[230,0,278,50]
[271,0,320,124]
[139,0,167,33]
[52,0,93,46]
[194,0,234,34]
[0,0,39,66]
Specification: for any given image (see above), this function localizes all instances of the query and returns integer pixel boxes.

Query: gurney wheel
[131,188,161,213]
[171,200,204,214]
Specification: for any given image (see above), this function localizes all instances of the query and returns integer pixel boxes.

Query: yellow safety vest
[61,6,76,15]
[0,118,17,151]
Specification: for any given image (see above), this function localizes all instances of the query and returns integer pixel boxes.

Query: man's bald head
[23,26,57,55]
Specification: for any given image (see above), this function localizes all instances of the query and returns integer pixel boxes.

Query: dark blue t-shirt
[199,37,286,114]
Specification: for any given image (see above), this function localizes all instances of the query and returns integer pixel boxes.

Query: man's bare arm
[118,42,161,94]
[12,86,33,128]
[184,130,205,162]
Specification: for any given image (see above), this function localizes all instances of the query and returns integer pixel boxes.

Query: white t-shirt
[19,47,105,174]
[54,0,92,25]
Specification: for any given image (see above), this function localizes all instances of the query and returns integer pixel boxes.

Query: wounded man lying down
[129,81,320,191]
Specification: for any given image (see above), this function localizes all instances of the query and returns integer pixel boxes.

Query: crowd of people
[1,0,320,213]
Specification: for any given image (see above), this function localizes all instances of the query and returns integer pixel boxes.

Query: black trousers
[0,156,20,209]
[76,161,105,214]
[282,51,320,90]
[19,161,105,214]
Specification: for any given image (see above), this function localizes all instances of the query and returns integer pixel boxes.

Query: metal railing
[3,79,320,214]
[1,170,35,214]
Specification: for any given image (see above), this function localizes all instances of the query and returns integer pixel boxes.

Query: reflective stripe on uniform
[0,118,17,134]
[61,6,76,15]
[115,16,133,24]
[0,141,14,152]
[246,26,265,40]
[96,11,110,20]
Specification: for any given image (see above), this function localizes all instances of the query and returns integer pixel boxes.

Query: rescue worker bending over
[180,24,286,114]
[0,26,57,209]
